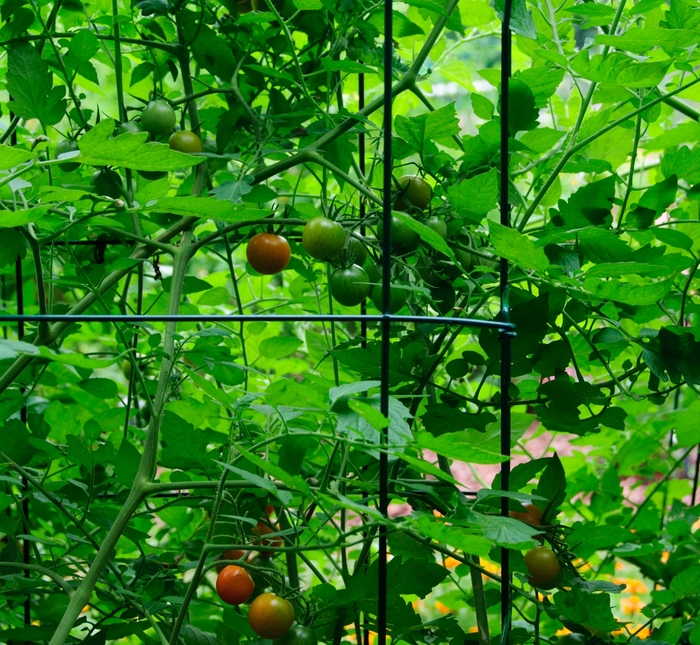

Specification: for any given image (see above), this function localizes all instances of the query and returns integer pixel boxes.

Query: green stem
[19,226,49,342]
[0,561,75,596]
[47,487,147,645]
[616,97,645,230]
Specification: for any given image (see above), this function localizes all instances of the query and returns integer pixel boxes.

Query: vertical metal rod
[692,447,699,505]
[499,1,513,641]
[15,257,31,645]
[359,55,370,645]
[359,69,367,347]
[378,0,393,644]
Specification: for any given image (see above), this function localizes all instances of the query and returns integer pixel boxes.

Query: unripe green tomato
[330,265,370,307]
[425,216,448,240]
[524,546,562,589]
[56,139,81,172]
[376,214,419,255]
[365,263,381,295]
[416,258,443,288]
[141,100,176,136]
[274,624,318,645]
[371,282,407,313]
[395,175,432,211]
[302,217,346,261]
[556,635,586,645]
[169,130,203,153]
[344,236,368,268]
[114,121,143,136]
[430,283,455,315]
[91,168,123,199]
[138,170,168,181]
[455,247,475,272]
[246,554,276,603]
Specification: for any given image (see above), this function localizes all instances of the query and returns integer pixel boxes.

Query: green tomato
[329,265,370,307]
[425,216,447,240]
[114,121,143,136]
[302,217,346,261]
[416,257,443,288]
[56,139,81,172]
[525,546,562,589]
[141,100,176,136]
[371,282,407,314]
[376,214,419,255]
[395,175,432,211]
[344,235,368,268]
[246,554,276,603]
[430,283,455,315]
[169,130,203,153]
[138,170,168,181]
[556,635,587,645]
[91,168,123,199]
[274,624,317,645]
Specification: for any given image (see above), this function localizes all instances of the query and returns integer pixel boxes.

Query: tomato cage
[0,0,520,643]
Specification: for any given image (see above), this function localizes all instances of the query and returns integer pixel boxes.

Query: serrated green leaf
[489,222,550,272]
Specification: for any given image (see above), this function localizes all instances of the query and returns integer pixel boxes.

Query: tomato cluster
[210,505,306,643]
[59,100,205,191]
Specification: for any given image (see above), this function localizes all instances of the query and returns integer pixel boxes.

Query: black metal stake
[378,0,393,643]
[499,0,513,641]
[15,257,31,645]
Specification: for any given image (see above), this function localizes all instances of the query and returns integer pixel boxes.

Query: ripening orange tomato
[216,565,255,605]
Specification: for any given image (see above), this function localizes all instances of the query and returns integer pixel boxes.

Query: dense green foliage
[1,0,700,643]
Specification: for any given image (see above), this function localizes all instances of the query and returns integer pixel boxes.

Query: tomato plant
[302,217,346,261]
[4,0,700,642]
[141,100,177,136]
[330,265,370,307]
[216,565,255,605]
[248,593,295,639]
[246,233,291,274]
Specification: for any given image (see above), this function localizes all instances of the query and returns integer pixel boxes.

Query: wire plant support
[0,0,517,642]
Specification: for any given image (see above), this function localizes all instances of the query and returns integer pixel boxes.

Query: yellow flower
[620,595,645,616]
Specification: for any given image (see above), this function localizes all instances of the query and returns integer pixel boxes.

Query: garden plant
[1,0,700,643]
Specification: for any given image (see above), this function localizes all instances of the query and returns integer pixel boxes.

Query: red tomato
[509,504,543,526]
[248,593,295,639]
[216,549,246,572]
[246,233,291,275]
[253,521,282,552]
[216,565,255,605]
